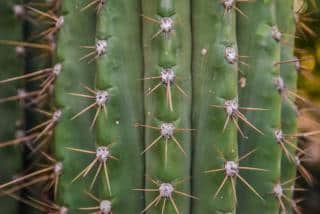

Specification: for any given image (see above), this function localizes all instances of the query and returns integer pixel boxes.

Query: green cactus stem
[0,0,307,213]
[236,0,282,213]
[0,1,24,212]
[141,0,192,213]
[94,0,144,212]
[53,1,96,212]
[192,1,239,213]
[277,0,299,212]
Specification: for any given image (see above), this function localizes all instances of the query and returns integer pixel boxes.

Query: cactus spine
[0,1,23,211]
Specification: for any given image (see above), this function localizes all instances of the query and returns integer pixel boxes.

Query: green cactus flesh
[192,1,238,213]
[54,1,96,211]
[236,0,282,213]
[142,0,192,213]
[0,1,23,212]
[95,0,144,212]
[277,1,300,213]
[0,0,311,214]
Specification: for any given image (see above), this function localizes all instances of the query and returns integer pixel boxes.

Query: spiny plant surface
[0,0,319,214]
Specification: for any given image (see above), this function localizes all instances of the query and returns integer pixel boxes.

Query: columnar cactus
[236,1,282,213]
[277,0,299,207]
[141,0,192,213]
[0,1,23,212]
[0,0,318,214]
[192,0,239,212]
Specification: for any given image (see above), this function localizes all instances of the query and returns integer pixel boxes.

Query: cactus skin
[192,1,238,213]
[142,0,192,213]
[277,0,297,209]
[0,1,23,212]
[54,0,144,212]
[236,0,282,213]
[0,0,305,213]
[54,1,96,211]
[95,0,144,213]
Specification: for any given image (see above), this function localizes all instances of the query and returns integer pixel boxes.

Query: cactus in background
[0,1,23,212]
[0,0,318,214]
[22,1,56,213]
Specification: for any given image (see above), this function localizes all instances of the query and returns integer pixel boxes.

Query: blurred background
[295,0,320,213]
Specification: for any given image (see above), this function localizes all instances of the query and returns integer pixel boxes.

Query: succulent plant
[0,0,318,213]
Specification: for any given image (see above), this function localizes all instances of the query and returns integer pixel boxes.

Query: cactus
[0,0,318,214]
[53,1,96,212]
[277,0,299,207]
[236,0,282,213]
[0,1,23,212]
[191,0,239,213]
[54,0,144,213]
[93,0,144,212]
[140,0,192,213]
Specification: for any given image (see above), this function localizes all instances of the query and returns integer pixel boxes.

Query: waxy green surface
[237,1,282,213]
[142,0,192,213]
[192,1,238,213]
